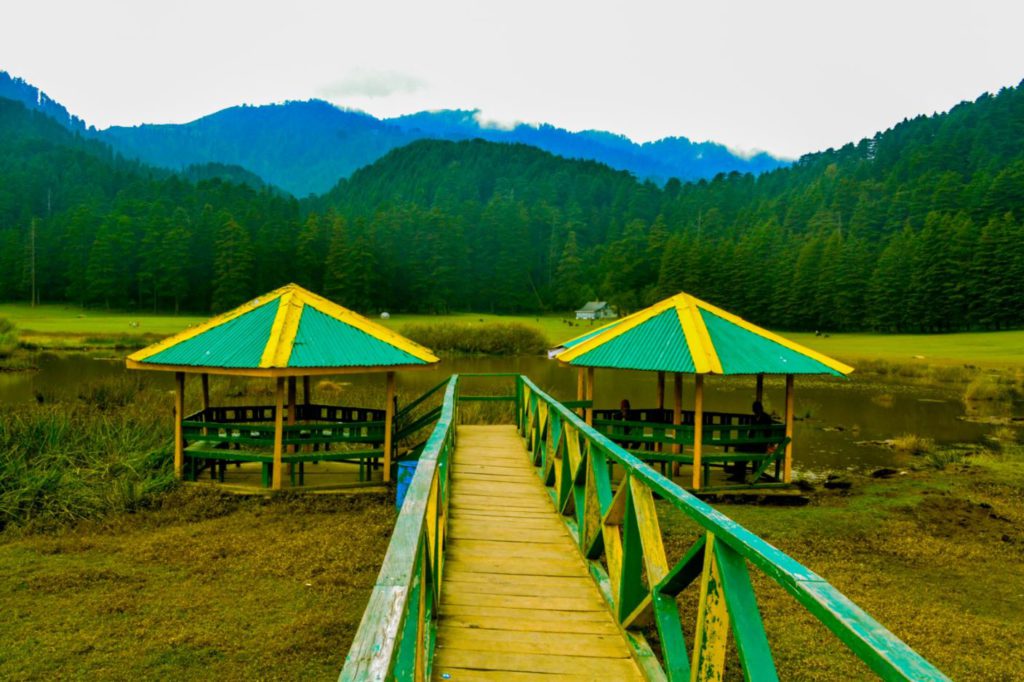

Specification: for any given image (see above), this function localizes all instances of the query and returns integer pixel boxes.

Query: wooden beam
[384,371,396,483]
[784,374,794,483]
[671,373,682,455]
[585,367,595,426]
[303,375,311,405]
[692,375,705,490]
[657,371,665,453]
[272,377,285,490]
[173,372,185,480]
[755,373,764,405]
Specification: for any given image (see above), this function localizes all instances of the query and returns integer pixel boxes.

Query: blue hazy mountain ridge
[0,70,789,197]
[0,71,88,133]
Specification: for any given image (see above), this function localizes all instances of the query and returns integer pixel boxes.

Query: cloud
[319,69,425,99]
[472,109,529,131]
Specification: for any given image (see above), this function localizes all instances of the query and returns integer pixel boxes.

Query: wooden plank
[435,625,631,658]
[431,668,604,682]
[440,613,620,636]
[444,591,606,612]
[442,557,584,577]
[443,577,598,599]
[432,649,643,678]
[447,526,568,544]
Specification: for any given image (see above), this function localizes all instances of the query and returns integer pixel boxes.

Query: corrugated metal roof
[701,309,842,376]
[289,305,426,368]
[567,308,696,372]
[555,291,853,376]
[144,298,280,368]
[127,283,439,374]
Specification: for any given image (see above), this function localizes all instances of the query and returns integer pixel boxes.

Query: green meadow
[1,303,1022,366]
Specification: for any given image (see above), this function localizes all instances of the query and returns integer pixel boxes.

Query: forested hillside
[1,78,1023,332]
[310,81,1024,331]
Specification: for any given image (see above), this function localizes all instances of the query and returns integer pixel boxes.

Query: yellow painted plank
[446,527,569,544]
[443,591,605,612]
[432,649,644,679]
[431,668,601,682]
[443,577,598,599]
[435,626,631,658]
[442,557,585,577]
[439,614,620,636]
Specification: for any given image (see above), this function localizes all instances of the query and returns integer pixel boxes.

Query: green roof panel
[288,305,428,368]
[561,321,621,350]
[568,308,695,372]
[700,309,843,376]
[144,298,280,368]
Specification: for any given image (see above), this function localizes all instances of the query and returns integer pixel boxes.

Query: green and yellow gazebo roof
[553,292,853,376]
[127,283,439,377]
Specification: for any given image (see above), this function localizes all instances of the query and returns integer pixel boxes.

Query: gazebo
[126,283,439,490]
[552,292,852,490]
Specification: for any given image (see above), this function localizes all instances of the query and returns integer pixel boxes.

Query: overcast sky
[2,0,1022,158]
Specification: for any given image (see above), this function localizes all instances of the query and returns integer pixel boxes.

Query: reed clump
[402,321,547,355]
[963,372,1024,403]
[0,376,174,531]
[891,433,934,454]
[0,318,17,357]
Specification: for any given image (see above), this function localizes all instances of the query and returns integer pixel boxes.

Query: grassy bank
[0,489,394,680]
[657,439,1024,680]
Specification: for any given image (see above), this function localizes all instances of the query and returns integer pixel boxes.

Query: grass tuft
[891,433,934,454]
[402,321,548,355]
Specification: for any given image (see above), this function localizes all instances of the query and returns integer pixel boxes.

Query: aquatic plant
[891,433,934,454]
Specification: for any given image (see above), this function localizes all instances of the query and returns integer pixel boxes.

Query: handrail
[517,375,948,681]
[340,375,458,681]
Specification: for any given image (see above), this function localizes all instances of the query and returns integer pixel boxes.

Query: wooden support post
[287,377,297,458]
[692,375,704,490]
[577,367,586,418]
[755,373,764,405]
[384,371,395,483]
[586,367,595,426]
[173,372,185,480]
[303,375,311,405]
[200,373,209,437]
[272,377,285,490]
[671,373,682,454]
[784,374,794,483]
[657,371,666,453]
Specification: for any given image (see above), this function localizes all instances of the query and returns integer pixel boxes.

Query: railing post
[384,371,396,483]
[272,377,285,490]
[692,375,704,490]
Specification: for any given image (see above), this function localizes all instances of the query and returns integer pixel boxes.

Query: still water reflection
[0,352,999,474]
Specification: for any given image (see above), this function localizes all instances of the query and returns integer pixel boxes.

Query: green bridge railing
[341,374,948,681]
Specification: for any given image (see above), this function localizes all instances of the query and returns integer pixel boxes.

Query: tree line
[0,79,1023,332]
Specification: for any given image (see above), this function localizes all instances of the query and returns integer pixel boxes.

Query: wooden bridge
[341,375,949,681]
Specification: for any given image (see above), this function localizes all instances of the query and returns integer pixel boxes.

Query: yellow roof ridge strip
[127,285,290,363]
[294,286,440,364]
[555,296,677,364]
[258,291,304,368]
[694,295,854,375]
[676,294,723,374]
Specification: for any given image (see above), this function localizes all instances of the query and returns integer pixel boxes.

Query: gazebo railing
[517,375,948,681]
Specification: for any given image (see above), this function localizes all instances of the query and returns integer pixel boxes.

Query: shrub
[0,318,18,358]
[402,321,548,355]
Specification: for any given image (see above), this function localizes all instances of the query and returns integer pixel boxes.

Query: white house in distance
[575,301,617,320]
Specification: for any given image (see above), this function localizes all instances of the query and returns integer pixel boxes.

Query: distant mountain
[0,70,789,197]
[98,103,787,196]
[388,110,787,185]
[0,72,88,133]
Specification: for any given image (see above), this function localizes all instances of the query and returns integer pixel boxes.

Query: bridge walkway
[431,425,644,681]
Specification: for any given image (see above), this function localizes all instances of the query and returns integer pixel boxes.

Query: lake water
[0,352,1005,475]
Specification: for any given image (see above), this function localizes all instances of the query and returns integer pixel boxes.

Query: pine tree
[211,215,254,312]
